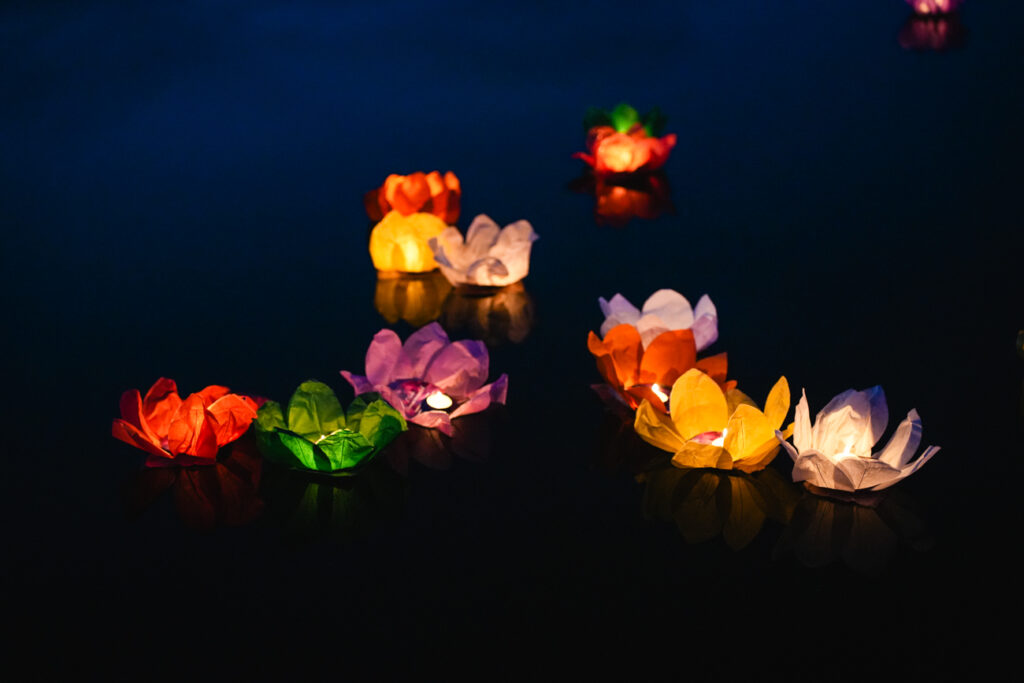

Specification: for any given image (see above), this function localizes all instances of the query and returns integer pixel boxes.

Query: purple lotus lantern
[340,322,508,436]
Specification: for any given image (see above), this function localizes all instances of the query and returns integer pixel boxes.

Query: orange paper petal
[165,394,219,459]
[141,378,181,437]
[638,329,697,387]
[207,394,259,446]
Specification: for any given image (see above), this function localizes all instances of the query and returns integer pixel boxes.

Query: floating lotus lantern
[642,465,798,550]
[254,381,407,475]
[634,368,791,473]
[600,289,718,352]
[588,290,726,410]
[428,214,538,288]
[369,210,448,273]
[124,439,264,530]
[364,171,461,224]
[574,103,676,175]
[588,324,732,411]
[906,0,963,14]
[374,271,452,327]
[112,377,259,466]
[441,281,535,346]
[777,386,940,493]
[340,322,508,436]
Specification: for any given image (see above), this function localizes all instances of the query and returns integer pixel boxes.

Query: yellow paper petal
[762,376,791,430]
[671,441,733,470]
[634,399,687,454]
[725,387,756,414]
[669,369,729,440]
[723,404,779,471]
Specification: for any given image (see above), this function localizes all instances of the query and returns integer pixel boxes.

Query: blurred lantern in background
[776,386,940,493]
[364,171,461,224]
[369,211,447,273]
[374,271,452,327]
[429,214,538,288]
[441,282,535,346]
[906,0,963,14]
[574,103,676,175]
[568,172,675,227]
[898,10,967,51]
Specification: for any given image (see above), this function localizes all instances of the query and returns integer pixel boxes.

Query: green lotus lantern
[254,381,407,475]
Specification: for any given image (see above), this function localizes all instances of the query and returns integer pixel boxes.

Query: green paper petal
[642,106,667,137]
[277,429,333,471]
[348,397,408,450]
[287,380,346,440]
[316,430,376,471]
[610,103,640,133]
[583,106,613,132]
[256,400,287,432]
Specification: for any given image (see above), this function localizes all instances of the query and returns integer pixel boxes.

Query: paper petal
[588,324,642,391]
[365,328,404,387]
[641,289,694,330]
[672,442,733,470]
[424,339,489,396]
[634,399,688,453]
[140,378,181,437]
[165,394,219,459]
[792,391,813,453]
[450,373,508,420]
[286,381,347,441]
[762,376,791,431]
[637,329,696,387]
[668,369,729,440]
[207,394,258,446]
[112,418,171,460]
[394,322,450,381]
[724,404,779,471]
[598,293,641,337]
[411,410,454,436]
[875,409,924,470]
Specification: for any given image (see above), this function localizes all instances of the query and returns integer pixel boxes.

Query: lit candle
[425,391,454,411]
[711,428,728,448]
[651,383,669,403]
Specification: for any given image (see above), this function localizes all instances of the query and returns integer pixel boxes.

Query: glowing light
[369,211,447,273]
[711,428,728,448]
[425,391,454,411]
[651,383,669,403]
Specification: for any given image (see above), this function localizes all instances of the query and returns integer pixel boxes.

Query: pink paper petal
[425,340,489,396]
[340,371,376,396]
[394,322,450,380]
[450,373,508,419]
[411,410,454,436]
[365,329,404,387]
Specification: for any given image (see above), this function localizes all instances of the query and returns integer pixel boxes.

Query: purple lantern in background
[341,322,508,436]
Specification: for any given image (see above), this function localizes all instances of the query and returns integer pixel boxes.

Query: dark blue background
[2,1,1020,677]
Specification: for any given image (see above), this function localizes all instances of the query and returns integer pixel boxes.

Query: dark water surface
[2,0,1020,677]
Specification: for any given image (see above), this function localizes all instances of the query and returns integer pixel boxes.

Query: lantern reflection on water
[898,11,967,51]
[374,271,452,327]
[774,486,931,575]
[569,171,674,227]
[441,282,535,346]
[641,465,799,551]
[123,438,264,530]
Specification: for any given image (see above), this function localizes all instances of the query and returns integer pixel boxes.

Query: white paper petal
[792,391,813,453]
[791,451,857,491]
[641,289,694,330]
[635,314,671,349]
[599,293,640,337]
[833,456,902,492]
[870,445,940,491]
[811,388,885,457]
[876,409,923,470]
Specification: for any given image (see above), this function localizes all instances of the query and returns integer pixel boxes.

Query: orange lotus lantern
[112,378,259,465]
[368,210,448,273]
[587,323,733,411]
[574,104,676,175]
[364,171,461,224]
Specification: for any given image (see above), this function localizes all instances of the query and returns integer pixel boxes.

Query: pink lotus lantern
[340,322,508,436]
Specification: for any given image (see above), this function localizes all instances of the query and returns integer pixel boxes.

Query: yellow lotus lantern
[634,368,792,473]
[368,210,447,273]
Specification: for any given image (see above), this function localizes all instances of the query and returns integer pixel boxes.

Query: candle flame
[425,391,454,410]
[651,383,669,403]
